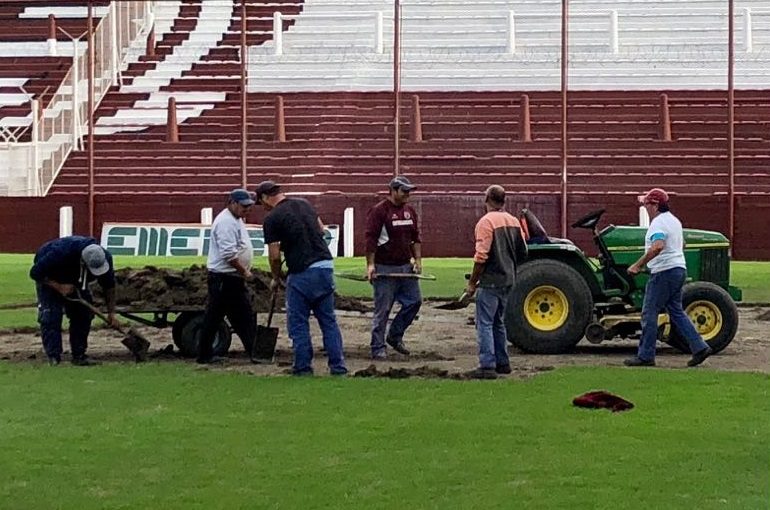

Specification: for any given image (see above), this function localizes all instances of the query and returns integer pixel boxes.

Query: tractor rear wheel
[667,282,738,354]
[506,260,593,353]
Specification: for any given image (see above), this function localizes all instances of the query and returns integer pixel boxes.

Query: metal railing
[1,1,153,196]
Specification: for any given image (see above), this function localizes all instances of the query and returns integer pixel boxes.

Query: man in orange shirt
[466,186,528,379]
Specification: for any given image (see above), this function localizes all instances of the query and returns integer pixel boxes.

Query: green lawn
[0,364,766,509]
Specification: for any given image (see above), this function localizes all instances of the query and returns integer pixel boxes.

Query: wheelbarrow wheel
[172,312,195,347]
[176,313,232,358]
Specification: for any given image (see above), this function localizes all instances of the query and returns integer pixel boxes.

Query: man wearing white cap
[30,236,117,366]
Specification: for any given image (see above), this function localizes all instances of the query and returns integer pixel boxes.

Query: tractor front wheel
[506,260,594,353]
[667,282,738,354]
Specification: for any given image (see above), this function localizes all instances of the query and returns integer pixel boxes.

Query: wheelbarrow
[251,290,279,364]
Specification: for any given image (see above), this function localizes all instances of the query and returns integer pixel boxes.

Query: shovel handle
[266,290,278,328]
[70,294,125,335]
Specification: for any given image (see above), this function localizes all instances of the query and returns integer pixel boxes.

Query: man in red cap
[625,188,712,367]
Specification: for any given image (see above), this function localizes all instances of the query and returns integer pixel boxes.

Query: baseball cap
[389,175,417,192]
[639,188,669,205]
[229,188,255,206]
[81,244,110,276]
[255,180,281,204]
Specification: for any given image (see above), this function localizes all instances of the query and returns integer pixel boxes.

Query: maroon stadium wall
[1,194,767,259]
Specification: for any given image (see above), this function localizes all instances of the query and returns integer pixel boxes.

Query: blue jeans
[286,267,347,375]
[475,286,511,369]
[370,263,422,355]
[638,267,709,361]
[36,283,93,359]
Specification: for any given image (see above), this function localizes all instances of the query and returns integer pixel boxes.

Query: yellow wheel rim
[686,300,723,341]
[524,286,569,331]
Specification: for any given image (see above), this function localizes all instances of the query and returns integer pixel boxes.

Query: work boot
[495,363,512,375]
[386,337,410,356]
[687,346,713,367]
[196,356,226,365]
[623,356,655,367]
[371,350,387,361]
[71,355,100,367]
[48,355,61,366]
[466,367,498,380]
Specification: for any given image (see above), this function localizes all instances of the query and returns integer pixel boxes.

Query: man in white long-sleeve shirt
[197,189,257,364]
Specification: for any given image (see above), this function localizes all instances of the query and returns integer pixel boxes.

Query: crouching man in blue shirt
[29,236,117,366]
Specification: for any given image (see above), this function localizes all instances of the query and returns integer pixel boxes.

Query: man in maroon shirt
[365,176,423,359]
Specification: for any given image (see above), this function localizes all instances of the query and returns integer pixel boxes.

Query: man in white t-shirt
[197,189,257,364]
[624,188,712,368]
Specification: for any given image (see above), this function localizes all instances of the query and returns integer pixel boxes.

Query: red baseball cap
[639,188,669,205]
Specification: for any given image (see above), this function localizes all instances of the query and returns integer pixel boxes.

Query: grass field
[0,363,767,509]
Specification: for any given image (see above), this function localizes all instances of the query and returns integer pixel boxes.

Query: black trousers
[198,272,256,361]
[36,283,93,359]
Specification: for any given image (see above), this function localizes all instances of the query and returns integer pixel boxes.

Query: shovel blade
[121,331,151,362]
[434,301,471,311]
[252,325,279,363]
[434,291,472,310]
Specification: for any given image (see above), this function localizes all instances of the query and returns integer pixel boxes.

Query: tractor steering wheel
[571,209,606,230]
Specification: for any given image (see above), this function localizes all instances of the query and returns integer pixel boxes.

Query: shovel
[434,291,473,311]
[68,293,151,362]
[252,290,279,364]
[336,272,437,281]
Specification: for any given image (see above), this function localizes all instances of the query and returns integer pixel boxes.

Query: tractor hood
[600,225,739,301]
[601,225,730,251]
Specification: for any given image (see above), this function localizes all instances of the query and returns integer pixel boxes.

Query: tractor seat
[520,208,574,246]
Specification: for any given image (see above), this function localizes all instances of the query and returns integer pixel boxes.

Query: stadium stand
[0,0,769,258]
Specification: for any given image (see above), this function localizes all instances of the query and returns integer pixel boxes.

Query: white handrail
[34,1,153,196]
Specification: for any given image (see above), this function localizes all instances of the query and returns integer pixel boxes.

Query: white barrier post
[273,12,283,55]
[610,10,619,54]
[343,207,354,257]
[201,207,213,225]
[31,99,40,195]
[59,206,73,237]
[375,11,384,54]
[639,205,650,227]
[507,10,515,54]
[744,8,753,53]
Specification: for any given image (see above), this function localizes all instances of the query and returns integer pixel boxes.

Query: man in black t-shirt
[256,181,347,376]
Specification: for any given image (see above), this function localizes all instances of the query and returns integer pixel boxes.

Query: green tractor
[505,209,741,354]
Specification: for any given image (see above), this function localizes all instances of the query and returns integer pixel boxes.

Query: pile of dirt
[91,265,371,314]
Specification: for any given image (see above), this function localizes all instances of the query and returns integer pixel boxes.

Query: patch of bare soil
[1,303,767,378]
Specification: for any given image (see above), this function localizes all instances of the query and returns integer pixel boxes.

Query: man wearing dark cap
[364,176,422,359]
[256,180,347,376]
[625,187,713,368]
[197,188,257,364]
[29,236,117,365]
